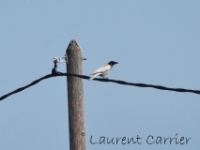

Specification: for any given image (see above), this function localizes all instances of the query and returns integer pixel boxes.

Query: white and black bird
[89,61,118,81]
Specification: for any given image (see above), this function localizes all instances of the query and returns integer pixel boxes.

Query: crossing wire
[1,72,200,101]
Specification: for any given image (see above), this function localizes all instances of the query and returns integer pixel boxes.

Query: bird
[89,61,118,81]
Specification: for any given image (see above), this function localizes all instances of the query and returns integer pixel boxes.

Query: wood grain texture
[66,40,85,150]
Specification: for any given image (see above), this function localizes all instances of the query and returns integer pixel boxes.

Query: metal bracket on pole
[53,54,68,63]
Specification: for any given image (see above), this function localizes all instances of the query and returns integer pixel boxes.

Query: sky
[0,1,200,150]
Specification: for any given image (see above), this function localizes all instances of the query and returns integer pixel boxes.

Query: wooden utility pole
[66,40,86,150]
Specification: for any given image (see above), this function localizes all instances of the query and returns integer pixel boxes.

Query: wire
[1,72,200,101]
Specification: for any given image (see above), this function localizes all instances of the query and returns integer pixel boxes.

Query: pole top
[67,39,81,52]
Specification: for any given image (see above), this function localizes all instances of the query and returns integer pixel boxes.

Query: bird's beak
[115,62,118,64]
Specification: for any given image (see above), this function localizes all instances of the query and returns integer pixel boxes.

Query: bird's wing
[89,64,111,81]
[89,72,102,81]
[91,64,111,75]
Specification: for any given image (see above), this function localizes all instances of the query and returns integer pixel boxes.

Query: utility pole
[66,40,86,150]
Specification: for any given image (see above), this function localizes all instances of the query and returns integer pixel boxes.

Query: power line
[1,72,200,101]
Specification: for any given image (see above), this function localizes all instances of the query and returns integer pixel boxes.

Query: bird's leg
[99,74,108,80]
[101,75,108,80]
[100,75,104,79]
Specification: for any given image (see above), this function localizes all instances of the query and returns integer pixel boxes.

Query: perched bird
[89,61,118,81]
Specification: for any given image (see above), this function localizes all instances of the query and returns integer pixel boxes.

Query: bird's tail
[89,73,101,81]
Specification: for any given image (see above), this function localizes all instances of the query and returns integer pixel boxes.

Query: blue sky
[0,1,200,150]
